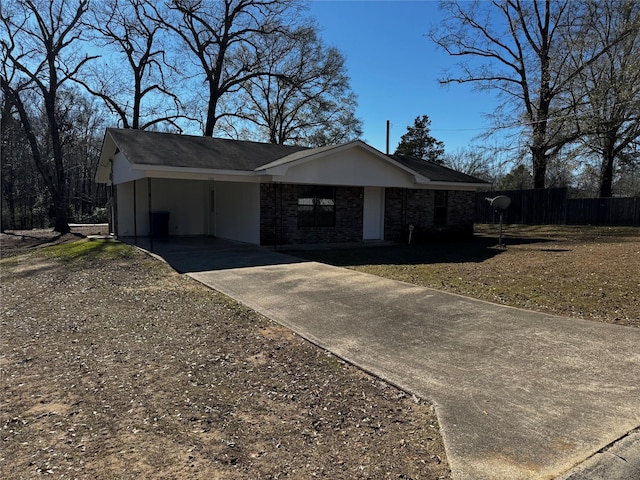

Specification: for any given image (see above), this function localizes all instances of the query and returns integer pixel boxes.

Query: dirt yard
[1,228,450,480]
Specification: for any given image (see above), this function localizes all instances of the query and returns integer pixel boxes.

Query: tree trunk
[599,152,615,198]
[531,147,548,189]
[0,100,15,230]
[53,197,71,233]
[530,89,550,189]
[204,78,221,136]
[45,61,70,234]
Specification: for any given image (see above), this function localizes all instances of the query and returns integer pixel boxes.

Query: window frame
[434,190,448,226]
[297,186,336,228]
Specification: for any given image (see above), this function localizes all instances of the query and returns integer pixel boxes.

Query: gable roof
[101,128,308,172]
[255,143,341,171]
[97,128,488,188]
[256,140,424,178]
[389,154,487,184]
[256,141,487,185]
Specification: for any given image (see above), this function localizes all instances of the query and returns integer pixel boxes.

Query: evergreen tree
[394,115,445,163]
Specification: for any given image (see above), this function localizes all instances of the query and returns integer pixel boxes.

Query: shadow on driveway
[122,236,307,273]
[284,234,554,267]
[123,234,555,272]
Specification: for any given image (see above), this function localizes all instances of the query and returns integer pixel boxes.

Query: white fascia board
[255,143,345,172]
[96,133,117,184]
[258,165,288,176]
[258,141,365,172]
[410,174,433,185]
[259,140,431,184]
[413,181,490,191]
[346,141,434,184]
[129,164,262,182]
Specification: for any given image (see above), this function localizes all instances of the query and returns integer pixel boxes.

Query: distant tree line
[3,0,639,232]
[379,0,640,199]
[430,0,640,197]
[1,0,363,232]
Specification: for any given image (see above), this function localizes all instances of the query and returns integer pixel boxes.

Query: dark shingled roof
[389,154,487,184]
[107,128,309,171]
[105,128,487,185]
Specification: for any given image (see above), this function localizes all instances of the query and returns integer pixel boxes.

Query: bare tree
[56,89,107,218]
[239,25,362,146]
[442,147,492,181]
[79,0,185,131]
[567,0,640,197]
[614,149,640,196]
[430,0,626,188]
[1,93,37,229]
[1,0,95,233]
[153,0,301,137]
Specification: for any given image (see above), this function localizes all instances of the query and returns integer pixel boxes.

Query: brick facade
[261,183,474,245]
[384,188,475,242]
[260,184,364,245]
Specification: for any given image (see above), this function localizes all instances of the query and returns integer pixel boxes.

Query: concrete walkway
[134,238,640,480]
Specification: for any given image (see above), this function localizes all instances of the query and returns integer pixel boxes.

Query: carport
[114,177,261,245]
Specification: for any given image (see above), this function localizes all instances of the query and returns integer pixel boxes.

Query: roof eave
[129,163,258,178]
[422,181,491,190]
[256,142,352,173]
[95,130,118,184]
[257,140,437,183]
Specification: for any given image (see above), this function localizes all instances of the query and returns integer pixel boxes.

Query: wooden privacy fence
[476,188,640,226]
[566,196,640,226]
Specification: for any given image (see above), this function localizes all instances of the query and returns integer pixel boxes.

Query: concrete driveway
[135,237,640,480]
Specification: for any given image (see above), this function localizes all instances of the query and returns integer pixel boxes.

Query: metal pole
[386,120,390,155]
[148,177,153,252]
[133,180,137,245]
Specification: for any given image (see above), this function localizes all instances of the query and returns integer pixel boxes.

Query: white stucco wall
[116,179,209,236]
[116,180,147,236]
[150,179,207,235]
[275,148,418,187]
[213,181,260,245]
[116,179,259,243]
[112,152,146,184]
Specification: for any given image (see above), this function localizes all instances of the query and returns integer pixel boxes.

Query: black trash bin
[150,211,170,237]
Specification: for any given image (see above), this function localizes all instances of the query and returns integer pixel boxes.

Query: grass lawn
[287,225,640,328]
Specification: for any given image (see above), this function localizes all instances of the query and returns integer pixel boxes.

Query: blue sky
[309,0,499,154]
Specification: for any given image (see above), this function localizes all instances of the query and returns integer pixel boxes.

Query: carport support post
[148,177,154,252]
[133,180,137,245]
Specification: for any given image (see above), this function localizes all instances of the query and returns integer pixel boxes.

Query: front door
[363,187,384,240]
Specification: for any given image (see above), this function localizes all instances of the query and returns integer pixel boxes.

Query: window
[298,186,335,227]
[434,190,448,226]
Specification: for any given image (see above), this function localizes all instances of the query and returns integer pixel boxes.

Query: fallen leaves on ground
[1,230,450,480]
